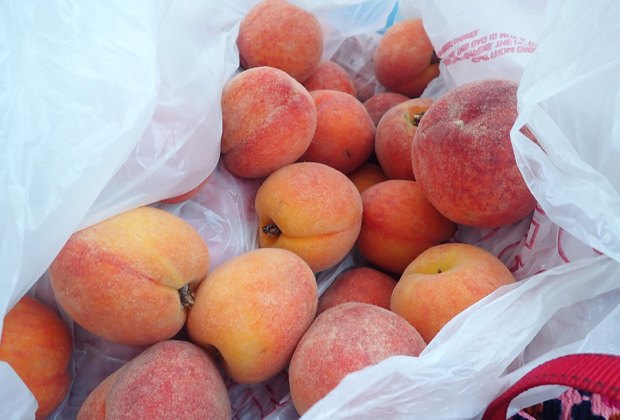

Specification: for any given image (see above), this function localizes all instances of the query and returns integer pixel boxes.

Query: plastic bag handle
[482,353,620,420]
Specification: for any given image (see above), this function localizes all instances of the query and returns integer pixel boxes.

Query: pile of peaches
[0,0,540,418]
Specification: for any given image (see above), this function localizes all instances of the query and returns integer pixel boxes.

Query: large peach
[317,267,397,314]
[187,248,317,384]
[374,19,439,97]
[255,162,363,272]
[348,163,388,194]
[391,242,515,343]
[0,296,72,419]
[302,61,357,96]
[289,302,426,415]
[411,79,538,227]
[356,180,457,275]
[237,0,323,83]
[299,89,375,175]
[363,91,410,126]
[49,206,209,346]
[220,66,317,179]
[375,97,434,180]
[77,340,231,419]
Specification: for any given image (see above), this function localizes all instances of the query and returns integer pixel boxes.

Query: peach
[187,248,317,384]
[317,267,397,314]
[363,91,410,126]
[0,296,72,419]
[299,90,375,175]
[302,61,357,96]
[49,206,209,346]
[391,242,515,343]
[159,175,211,204]
[220,66,317,179]
[374,19,439,97]
[356,180,457,275]
[255,162,363,272]
[411,79,538,227]
[77,340,231,419]
[237,0,323,83]
[348,163,388,194]
[375,97,434,180]
[289,302,426,415]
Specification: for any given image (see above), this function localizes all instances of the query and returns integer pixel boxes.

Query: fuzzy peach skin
[411,79,538,228]
[299,89,375,175]
[363,92,410,126]
[375,97,434,180]
[187,248,317,384]
[289,302,426,415]
[0,296,72,419]
[348,163,388,194]
[255,162,363,272]
[374,19,438,97]
[317,267,397,314]
[357,180,457,275]
[220,66,317,179]
[302,61,357,96]
[391,243,515,343]
[237,0,323,83]
[49,206,209,346]
[77,340,231,420]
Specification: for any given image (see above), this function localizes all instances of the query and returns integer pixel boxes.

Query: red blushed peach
[77,340,231,419]
[187,248,318,384]
[49,206,210,346]
[299,90,375,175]
[159,175,211,204]
[220,66,317,179]
[317,267,397,314]
[391,243,515,342]
[411,79,538,228]
[255,162,363,273]
[289,302,426,415]
[237,0,323,83]
[356,180,457,275]
[374,19,439,97]
[348,163,388,194]
[302,61,357,96]
[363,91,410,126]
[0,296,72,419]
[375,97,434,180]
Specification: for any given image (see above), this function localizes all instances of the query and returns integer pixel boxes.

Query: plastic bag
[0,0,397,418]
[301,0,620,418]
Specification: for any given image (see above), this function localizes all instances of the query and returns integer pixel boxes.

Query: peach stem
[262,223,282,237]
[179,284,195,308]
[412,112,425,126]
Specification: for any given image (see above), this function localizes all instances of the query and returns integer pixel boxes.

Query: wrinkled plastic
[302,0,620,418]
[0,1,397,419]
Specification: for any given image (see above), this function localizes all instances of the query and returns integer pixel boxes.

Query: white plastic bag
[302,0,620,418]
[0,0,398,418]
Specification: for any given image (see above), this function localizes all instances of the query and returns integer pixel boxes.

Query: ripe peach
[0,296,72,419]
[375,97,434,180]
[289,302,426,415]
[391,243,515,343]
[77,340,231,420]
[348,163,388,194]
[356,180,457,275]
[255,162,363,272]
[237,0,323,83]
[220,66,317,179]
[302,61,357,97]
[49,206,210,346]
[299,90,375,175]
[411,79,538,227]
[317,267,397,314]
[374,19,439,97]
[363,91,410,126]
[187,248,317,384]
